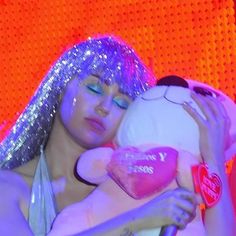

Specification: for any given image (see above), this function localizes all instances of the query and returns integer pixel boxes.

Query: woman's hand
[182,91,236,236]
[71,187,199,236]
[183,92,230,169]
[136,188,198,231]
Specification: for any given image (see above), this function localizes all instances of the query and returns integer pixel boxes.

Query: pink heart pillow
[107,146,178,199]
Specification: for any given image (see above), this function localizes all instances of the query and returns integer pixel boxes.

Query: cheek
[60,91,103,138]
[59,97,73,126]
[59,83,80,124]
[106,110,126,139]
[59,91,86,131]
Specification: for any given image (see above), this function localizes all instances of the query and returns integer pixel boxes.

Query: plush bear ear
[76,147,114,185]
[156,75,189,88]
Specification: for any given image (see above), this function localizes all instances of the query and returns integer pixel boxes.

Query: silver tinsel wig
[0,36,156,169]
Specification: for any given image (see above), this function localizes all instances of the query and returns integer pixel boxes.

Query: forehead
[80,74,133,100]
[83,74,131,96]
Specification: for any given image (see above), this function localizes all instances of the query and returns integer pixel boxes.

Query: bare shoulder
[0,157,39,200]
[0,165,33,220]
[0,169,34,235]
[0,169,30,200]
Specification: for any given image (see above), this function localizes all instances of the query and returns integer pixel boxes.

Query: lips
[84,117,106,134]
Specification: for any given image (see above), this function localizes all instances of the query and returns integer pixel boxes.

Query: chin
[75,135,107,150]
[70,127,113,150]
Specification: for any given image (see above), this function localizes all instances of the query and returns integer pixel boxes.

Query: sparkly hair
[0,36,156,169]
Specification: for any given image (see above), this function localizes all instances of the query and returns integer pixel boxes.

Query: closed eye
[86,83,104,95]
[113,97,130,110]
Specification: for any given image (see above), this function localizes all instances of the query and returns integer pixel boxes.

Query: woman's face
[59,75,132,149]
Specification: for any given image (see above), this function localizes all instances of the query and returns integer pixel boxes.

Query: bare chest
[55,187,89,212]
[21,176,94,217]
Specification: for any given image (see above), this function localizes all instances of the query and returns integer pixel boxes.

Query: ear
[77,147,114,185]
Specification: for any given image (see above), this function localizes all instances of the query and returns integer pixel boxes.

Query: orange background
[0,0,235,139]
[0,0,236,208]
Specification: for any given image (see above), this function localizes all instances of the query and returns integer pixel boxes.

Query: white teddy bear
[49,76,236,236]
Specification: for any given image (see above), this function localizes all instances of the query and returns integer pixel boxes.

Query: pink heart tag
[107,146,178,199]
[192,164,222,208]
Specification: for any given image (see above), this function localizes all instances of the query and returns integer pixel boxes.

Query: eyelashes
[86,83,130,110]
[86,83,103,94]
[113,97,130,110]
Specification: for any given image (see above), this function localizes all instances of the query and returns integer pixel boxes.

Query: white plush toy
[49,76,236,236]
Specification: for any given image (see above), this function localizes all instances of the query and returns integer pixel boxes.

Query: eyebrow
[91,73,101,80]
[91,73,131,98]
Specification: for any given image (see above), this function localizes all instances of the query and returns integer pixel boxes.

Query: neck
[44,114,86,183]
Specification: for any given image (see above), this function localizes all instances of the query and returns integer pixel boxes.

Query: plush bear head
[116,76,202,156]
[116,76,236,159]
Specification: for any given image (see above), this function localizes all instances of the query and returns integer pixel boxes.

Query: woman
[0,36,234,236]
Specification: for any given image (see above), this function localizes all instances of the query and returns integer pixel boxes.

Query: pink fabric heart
[107,146,178,199]
[192,164,222,208]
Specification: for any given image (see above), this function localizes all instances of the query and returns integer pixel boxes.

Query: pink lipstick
[84,117,106,134]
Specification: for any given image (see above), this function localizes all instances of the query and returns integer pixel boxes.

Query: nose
[95,96,112,117]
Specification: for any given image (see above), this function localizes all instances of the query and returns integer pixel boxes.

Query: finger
[195,193,203,205]
[224,118,232,149]
[206,94,228,117]
[203,95,231,142]
[174,188,198,205]
[175,197,196,216]
[175,188,203,205]
[182,101,206,129]
[172,189,198,215]
[173,208,195,229]
[173,213,185,229]
[209,96,231,137]
[190,92,216,122]
[190,92,229,130]
[203,95,229,125]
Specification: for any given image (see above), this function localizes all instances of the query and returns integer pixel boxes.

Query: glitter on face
[72,98,77,107]
[0,36,156,169]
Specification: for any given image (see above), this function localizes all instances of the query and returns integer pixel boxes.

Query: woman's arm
[183,92,236,236]
[0,171,33,236]
[72,188,198,236]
